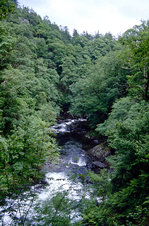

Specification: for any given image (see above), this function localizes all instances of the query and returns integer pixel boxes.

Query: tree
[0,0,17,20]
[70,50,127,127]
[0,7,60,197]
[95,97,149,225]
[120,21,149,101]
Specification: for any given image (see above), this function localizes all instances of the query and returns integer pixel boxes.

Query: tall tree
[120,21,149,101]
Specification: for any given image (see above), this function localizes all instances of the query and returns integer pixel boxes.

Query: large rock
[87,143,111,163]
[92,161,107,168]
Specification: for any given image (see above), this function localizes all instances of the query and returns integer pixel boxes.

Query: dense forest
[0,0,149,225]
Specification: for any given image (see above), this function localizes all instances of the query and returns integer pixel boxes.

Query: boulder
[92,161,107,168]
[87,143,111,162]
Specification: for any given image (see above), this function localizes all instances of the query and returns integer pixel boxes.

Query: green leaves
[120,22,149,101]
[0,12,61,195]
[0,115,59,195]
[0,0,17,20]
[70,50,127,127]
[95,97,149,224]
[93,25,149,221]
[1,4,149,225]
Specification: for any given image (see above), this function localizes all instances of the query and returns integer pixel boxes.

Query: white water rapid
[0,118,94,225]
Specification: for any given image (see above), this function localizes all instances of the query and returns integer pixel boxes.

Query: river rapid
[0,118,97,225]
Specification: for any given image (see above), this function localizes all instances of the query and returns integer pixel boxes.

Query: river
[0,119,97,225]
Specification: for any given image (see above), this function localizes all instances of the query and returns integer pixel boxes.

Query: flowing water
[0,119,95,225]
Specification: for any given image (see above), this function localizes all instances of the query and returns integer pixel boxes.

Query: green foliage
[0,8,61,196]
[0,0,17,20]
[0,23,16,70]
[1,4,149,225]
[70,50,127,127]
[34,192,72,225]
[94,97,149,225]
[86,22,149,223]
[0,116,59,196]
[120,21,149,101]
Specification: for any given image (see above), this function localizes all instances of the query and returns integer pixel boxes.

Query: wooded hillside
[0,1,149,225]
